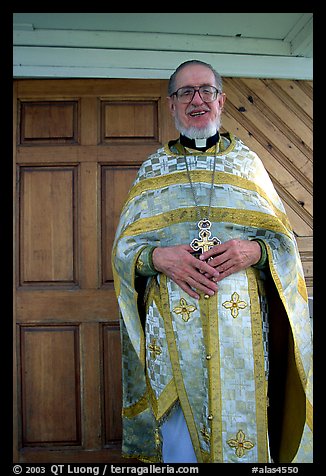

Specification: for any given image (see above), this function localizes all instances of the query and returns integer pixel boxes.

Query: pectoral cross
[190,219,221,254]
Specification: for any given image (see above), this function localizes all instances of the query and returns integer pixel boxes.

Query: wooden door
[13,78,177,463]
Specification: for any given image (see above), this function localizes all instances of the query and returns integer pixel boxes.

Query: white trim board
[13,47,313,80]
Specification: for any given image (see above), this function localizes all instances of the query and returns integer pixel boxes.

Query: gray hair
[168,60,223,96]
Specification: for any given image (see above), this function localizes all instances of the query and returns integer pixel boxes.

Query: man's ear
[167,97,176,116]
[218,93,226,109]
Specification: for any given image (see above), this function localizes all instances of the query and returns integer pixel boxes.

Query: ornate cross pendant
[190,219,221,254]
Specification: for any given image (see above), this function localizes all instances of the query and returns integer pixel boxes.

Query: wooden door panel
[102,100,158,142]
[20,326,81,446]
[103,324,122,443]
[19,166,77,285]
[20,101,79,145]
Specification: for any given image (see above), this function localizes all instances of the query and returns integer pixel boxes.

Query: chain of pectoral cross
[184,148,221,254]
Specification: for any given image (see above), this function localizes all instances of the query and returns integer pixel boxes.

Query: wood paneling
[20,326,81,445]
[221,78,313,295]
[19,166,77,286]
[19,101,79,144]
[101,100,159,142]
[103,324,122,443]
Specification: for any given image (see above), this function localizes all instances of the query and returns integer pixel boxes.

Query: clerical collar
[180,132,220,151]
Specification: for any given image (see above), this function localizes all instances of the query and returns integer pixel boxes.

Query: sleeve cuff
[252,239,268,269]
[135,246,157,276]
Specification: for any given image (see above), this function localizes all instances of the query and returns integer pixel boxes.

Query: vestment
[112,132,313,463]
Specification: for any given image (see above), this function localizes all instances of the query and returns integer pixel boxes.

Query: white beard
[174,116,221,139]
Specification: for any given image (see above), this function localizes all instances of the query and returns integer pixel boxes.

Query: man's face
[167,64,226,139]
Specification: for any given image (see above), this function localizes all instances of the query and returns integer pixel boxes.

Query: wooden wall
[221,78,313,296]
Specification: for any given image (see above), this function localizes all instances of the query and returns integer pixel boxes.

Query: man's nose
[191,89,204,104]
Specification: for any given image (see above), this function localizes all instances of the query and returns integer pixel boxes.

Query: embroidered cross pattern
[227,429,254,458]
[222,292,248,318]
[173,298,196,322]
[200,425,210,443]
[190,219,221,254]
[148,339,162,359]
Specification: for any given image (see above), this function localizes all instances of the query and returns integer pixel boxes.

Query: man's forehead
[175,65,215,86]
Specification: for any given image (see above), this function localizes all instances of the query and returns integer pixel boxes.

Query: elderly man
[112,60,313,463]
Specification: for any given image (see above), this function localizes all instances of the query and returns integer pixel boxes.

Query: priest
[112,60,313,463]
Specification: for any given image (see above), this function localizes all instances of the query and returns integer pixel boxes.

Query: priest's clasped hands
[152,239,261,300]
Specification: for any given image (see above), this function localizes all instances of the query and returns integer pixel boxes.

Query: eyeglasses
[170,85,219,104]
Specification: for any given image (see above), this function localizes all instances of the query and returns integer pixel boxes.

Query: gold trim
[293,344,308,387]
[265,244,289,314]
[145,277,158,314]
[122,392,148,418]
[298,274,308,302]
[152,278,165,317]
[306,397,313,432]
[204,294,223,462]
[122,453,161,463]
[199,294,223,461]
[246,268,269,462]
[146,376,178,421]
[159,274,203,463]
[119,207,292,241]
[122,170,290,231]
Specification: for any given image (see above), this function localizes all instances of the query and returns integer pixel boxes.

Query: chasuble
[112,132,313,463]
